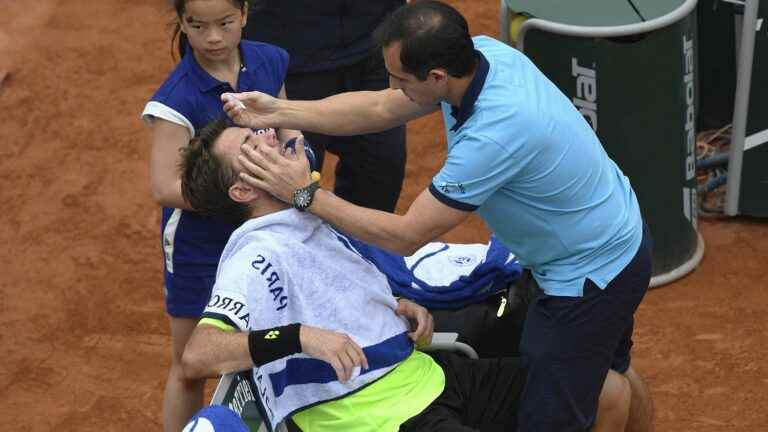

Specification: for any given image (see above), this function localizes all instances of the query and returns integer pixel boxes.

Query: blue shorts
[518,224,652,431]
[164,270,216,318]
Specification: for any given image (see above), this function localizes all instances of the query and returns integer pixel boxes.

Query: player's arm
[148,118,194,210]
[181,322,253,378]
[223,88,438,136]
[181,321,369,383]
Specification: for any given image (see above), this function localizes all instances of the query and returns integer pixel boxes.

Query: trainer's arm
[312,188,470,255]
[238,138,471,254]
[274,85,302,144]
[223,88,438,136]
[238,140,470,255]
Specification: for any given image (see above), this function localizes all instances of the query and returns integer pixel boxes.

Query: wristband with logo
[248,323,302,367]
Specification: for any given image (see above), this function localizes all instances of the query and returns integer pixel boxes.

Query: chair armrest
[422,332,479,359]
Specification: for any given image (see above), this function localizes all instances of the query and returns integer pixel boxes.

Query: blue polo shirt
[142,40,288,277]
[430,36,642,297]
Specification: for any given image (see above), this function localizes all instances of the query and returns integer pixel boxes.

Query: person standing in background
[244,0,407,212]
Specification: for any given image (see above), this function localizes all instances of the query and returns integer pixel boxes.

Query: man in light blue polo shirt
[433,35,642,298]
[223,1,653,431]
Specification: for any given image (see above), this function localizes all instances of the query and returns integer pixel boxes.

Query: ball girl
[141,1,299,429]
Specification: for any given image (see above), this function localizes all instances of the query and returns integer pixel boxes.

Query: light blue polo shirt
[430,36,642,297]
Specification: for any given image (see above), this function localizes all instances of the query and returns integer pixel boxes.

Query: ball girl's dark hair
[170,0,248,60]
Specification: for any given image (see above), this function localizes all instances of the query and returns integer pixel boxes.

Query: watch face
[294,189,311,209]
[296,190,309,207]
[293,182,318,211]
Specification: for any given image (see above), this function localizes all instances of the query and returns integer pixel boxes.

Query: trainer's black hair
[373,0,475,80]
[170,0,248,60]
[179,117,251,226]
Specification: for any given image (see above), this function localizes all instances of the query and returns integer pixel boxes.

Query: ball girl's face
[179,0,247,64]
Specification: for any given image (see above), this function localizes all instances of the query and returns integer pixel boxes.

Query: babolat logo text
[682,34,697,228]
[572,58,597,131]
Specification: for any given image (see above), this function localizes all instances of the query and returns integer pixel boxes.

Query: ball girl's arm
[148,118,194,210]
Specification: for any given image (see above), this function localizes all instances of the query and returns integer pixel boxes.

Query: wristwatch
[292,181,320,212]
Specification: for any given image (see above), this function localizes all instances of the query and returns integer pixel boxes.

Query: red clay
[0,1,766,430]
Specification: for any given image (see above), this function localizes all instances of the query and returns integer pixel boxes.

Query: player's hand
[237,134,313,204]
[299,325,369,383]
[222,91,280,130]
[396,298,434,348]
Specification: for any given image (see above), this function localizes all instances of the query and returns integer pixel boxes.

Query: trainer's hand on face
[238,135,313,204]
[299,325,369,383]
[221,91,278,130]
[396,299,434,347]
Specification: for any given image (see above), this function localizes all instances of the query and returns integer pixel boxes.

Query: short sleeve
[201,281,250,331]
[430,133,522,211]
[201,251,255,331]
[141,76,197,137]
[141,101,195,137]
[201,244,291,331]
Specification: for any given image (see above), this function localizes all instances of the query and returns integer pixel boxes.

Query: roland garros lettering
[572,57,598,132]
[251,254,288,311]
[207,294,250,327]
[682,34,697,228]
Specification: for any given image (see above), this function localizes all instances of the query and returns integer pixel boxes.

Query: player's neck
[249,198,291,219]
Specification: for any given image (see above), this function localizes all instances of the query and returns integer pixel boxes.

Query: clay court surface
[1,1,766,430]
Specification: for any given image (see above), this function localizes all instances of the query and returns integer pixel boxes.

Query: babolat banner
[520,13,699,277]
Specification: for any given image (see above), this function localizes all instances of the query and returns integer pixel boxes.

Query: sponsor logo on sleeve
[439,182,466,195]
[207,294,250,328]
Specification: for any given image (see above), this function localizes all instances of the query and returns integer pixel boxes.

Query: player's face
[383,42,444,106]
[180,0,247,66]
[215,127,277,173]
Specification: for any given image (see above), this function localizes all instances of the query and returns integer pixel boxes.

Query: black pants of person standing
[284,53,406,213]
